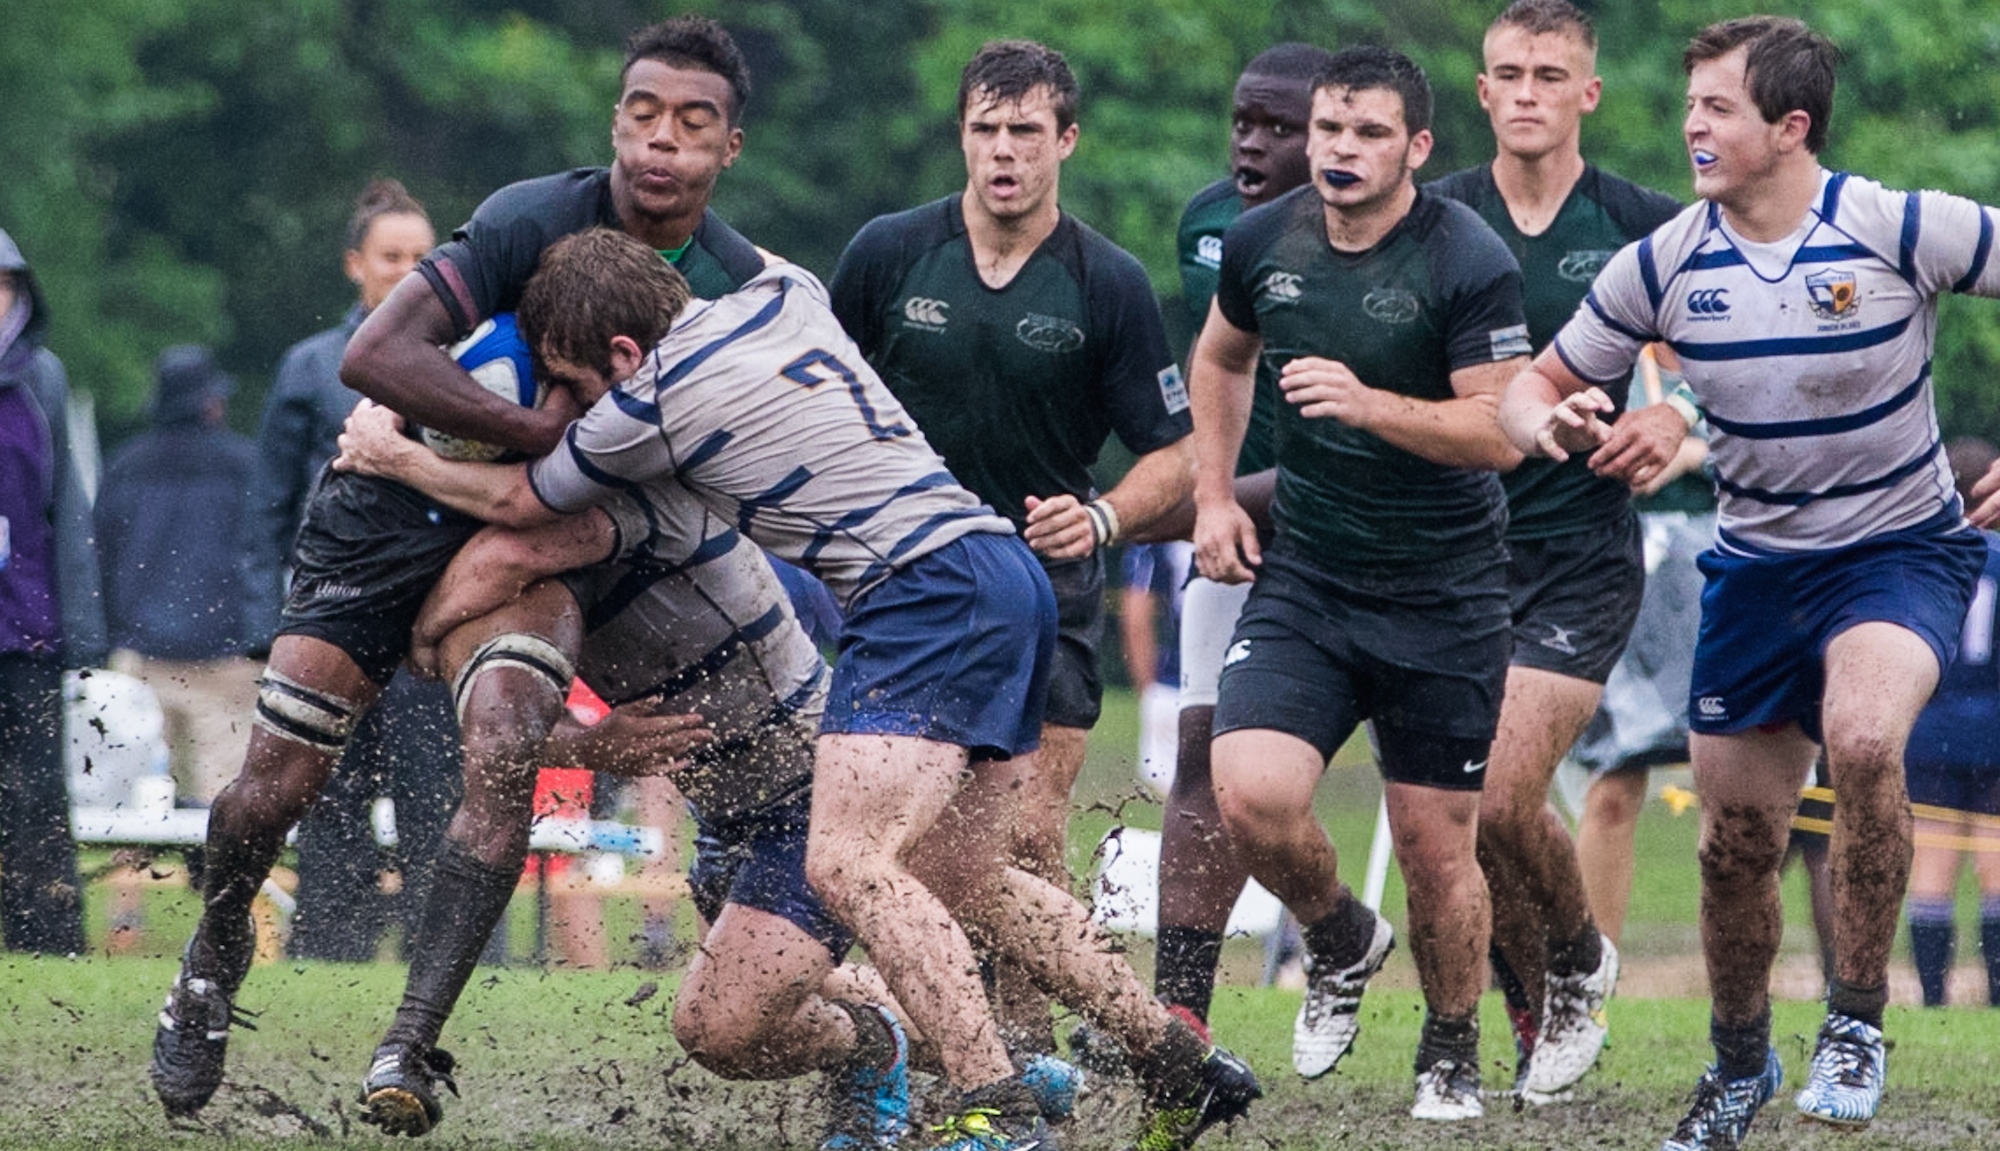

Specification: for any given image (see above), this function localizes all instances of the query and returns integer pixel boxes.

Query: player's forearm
[1100,441,1195,541]
[1368,391,1522,471]
[1498,365,1572,457]
[394,451,559,529]
[1190,366,1253,507]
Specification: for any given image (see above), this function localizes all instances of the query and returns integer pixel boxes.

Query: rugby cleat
[1292,911,1395,1078]
[822,1006,912,1150]
[361,1043,459,1137]
[1020,1054,1084,1122]
[1794,1013,1885,1129]
[1524,934,1618,1096]
[1660,1048,1782,1151]
[928,1078,1054,1151]
[150,973,257,1117]
[1130,1043,1261,1151]
[150,931,256,1118]
[1410,1058,1484,1122]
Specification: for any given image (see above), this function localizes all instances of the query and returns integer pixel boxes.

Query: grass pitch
[6,689,1997,1147]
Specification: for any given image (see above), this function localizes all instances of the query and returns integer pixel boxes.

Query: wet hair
[1490,0,1596,52]
[1243,43,1337,85]
[1314,46,1433,134]
[345,178,428,252]
[623,15,753,123]
[958,40,1079,133]
[1947,436,1999,501]
[1684,16,1839,154]
[517,228,691,381]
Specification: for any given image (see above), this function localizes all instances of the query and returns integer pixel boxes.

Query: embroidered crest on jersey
[1804,268,1860,322]
[1157,364,1190,415]
[901,296,950,331]
[1557,249,1615,283]
[1195,235,1223,270]
[1015,312,1086,353]
[1259,271,1304,305]
[1489,324,1532,360]
[1362,287,1420,325]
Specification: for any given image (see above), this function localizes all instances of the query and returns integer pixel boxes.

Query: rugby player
[1426,0,1683,1099]
[145,15,815,1128]
[1188,46,1530,1120]
[828,39,1193,1058]
[1504,16,2000,1146]
[1151,41,1333,1038]
[338,227,1262,1151]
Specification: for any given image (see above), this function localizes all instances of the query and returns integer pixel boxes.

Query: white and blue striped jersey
[530,264,1014,609]
[1556,169,2000,555]
[573,488,826,825]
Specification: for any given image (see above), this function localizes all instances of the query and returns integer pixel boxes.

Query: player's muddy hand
[559,703,714,778]
[1023,493,1095,559]
[1193,496,1261,584]
[1588,399,1680,486]
[334,399,413,478]
[1279,356,1378,428]
[1969,458,2000,528]
[1529,387,1614,462]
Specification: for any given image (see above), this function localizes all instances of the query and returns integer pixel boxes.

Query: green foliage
[7,0,2000,442]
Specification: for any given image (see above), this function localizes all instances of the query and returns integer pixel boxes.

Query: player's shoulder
[691,209,768,290]
[1581,164,1684,239]
[1424,163,1498,209]
[1180,177,1241,229]
[1415,190,1513,259]
[1053,210,1151,287]
[468,168,611,228]
[1223,184,1315,254]
[847,196,959,263]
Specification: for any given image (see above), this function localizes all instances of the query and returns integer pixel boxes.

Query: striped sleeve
[1910,190,2000,298]
[528,394,670,514]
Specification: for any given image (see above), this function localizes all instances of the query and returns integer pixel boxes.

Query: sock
[1301,891,1376,970]
[1413,1012,1479,1073]
[1547,922,1604,980]
[188,815,288,988]
[1490,943,1536,1034]
[380,840,521,1052]
[1981,904,2000,1007]
[831,1000,897,1072]
[1907,896,1955,1008]
[1154,926,1225,1023]
[1711,1009,1771,1082]
[1826,978,1888,1031]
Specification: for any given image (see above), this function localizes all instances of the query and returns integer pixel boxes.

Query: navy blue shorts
[1212,542,1510,790]
[1907,696,2000,814]
[687,788,854,962]
[1689,522,1986,741]
[821,532,1056,760]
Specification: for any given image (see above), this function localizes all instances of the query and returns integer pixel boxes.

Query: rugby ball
[424,313,547,461]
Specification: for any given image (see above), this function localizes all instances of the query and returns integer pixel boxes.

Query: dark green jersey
[1215,187,1529,570]
[418,167,766,337]
[829,196,1188,530]
[1428,163,1681,540]
[1178,178,1277,475]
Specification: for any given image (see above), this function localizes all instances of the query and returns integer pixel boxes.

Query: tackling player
[1506,16,2000,1147]
[1426,0,1683,1100]
[1189,46,1530,1121]
[828,40,1193,1058]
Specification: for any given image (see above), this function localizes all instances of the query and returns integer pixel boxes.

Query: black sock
[1301,891,1376,970]
[1982,912,2000,1007]
[1155,926,1225,1022]
[1490,943,1534,1019]
[1907,903,1954,1007]
[380,840,520,1052]
[1826,978,1888,1030]
[189,810,288,989]
[1547,923,1604,980]
[1711,1009,1771,1081]
[1414,1012,1479,1073]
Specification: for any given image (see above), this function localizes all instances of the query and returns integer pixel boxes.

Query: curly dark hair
[623,15,752,123]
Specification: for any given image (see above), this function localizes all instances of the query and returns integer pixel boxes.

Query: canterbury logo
[1687,289,1731,315]
[1696,695,1726,718]
[1261,271,1304,302]
[902,297,949,326]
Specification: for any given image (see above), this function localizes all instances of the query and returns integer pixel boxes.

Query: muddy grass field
[6,694,1997,1149]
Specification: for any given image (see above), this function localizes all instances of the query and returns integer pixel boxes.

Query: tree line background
[8,0,2000,451]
